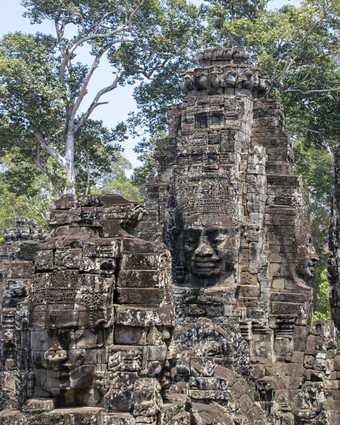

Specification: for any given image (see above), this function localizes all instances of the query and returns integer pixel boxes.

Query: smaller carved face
[31,305,105,398]
[183,225,236,281]
[296,234,318,280]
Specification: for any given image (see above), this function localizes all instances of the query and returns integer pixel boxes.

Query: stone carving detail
[181,48,270,97]
[1,48,340,424]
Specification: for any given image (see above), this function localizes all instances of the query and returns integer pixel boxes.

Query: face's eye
[214,234,227,244]
[183,230,201,249]
[54,329,73,350]
[206,229,228,246]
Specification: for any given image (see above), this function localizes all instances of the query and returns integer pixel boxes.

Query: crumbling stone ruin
[1,195,175,424]
[1,48,340,424]
[0,217,47,413]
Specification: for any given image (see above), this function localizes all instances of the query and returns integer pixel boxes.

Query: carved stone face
[180,218,239,285]
[296,233,318,280]
[31,304,104,399]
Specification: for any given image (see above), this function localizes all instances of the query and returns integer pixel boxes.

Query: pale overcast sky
[0,0,301,170]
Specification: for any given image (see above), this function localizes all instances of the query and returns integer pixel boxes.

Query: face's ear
[93,319,107,347]
[94,319,107,330]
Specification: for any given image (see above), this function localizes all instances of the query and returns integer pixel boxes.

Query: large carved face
[30,304,105,399]
[179,217,239,285]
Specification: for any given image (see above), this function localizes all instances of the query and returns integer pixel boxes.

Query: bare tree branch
[58,0,153,82]
[68,52,105,127]
[74,56,170,133]
[32,142,63,197]
[74,70,125,132]
[32,125,67,170]
[285,87,340,94]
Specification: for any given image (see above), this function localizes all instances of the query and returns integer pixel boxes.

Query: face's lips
[192,259,220,276]
[194,261,218,267]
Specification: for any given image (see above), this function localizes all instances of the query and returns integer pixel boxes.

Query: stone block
[287,376,305,389]
[49,209,79,225]
[240,285,260,298]
[117,270,166,289]
[121,253,166,271]
[6,261,34,279]
[103,413,136,425]
[23,398,55,413]
[117,288,162,306]
[114,326,146,345]
[305,335,316,355]
[271,302,303,315]
[240,272,258,285]
[35,249,54,270]
[189,390,230,401]
[285,363,305,377]
[147,345,168,362]
[115,306,161,327]
[293,326,308,352]
[168,412,191,425]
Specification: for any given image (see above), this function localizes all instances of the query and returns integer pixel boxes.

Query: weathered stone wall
[137,48,340,424]
[0,195,175,424]
[0,218,47,412]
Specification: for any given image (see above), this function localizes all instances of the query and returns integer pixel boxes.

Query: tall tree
[0,0,200,194]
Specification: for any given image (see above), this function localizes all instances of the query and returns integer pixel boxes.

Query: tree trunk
[63,131,77,195]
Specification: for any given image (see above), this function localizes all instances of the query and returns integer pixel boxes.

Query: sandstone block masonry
[0,48,340,424]
[137,48,340,424]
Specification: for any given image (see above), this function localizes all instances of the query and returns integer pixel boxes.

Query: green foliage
[75,120,125,195]
[293,140,334,257]
[312,268,331,322]
[203,0,340,88]
[0,32,64,155]
[0,155,54,236]
[128,47,200,134]
[132,136,159,186]
[96,152,142,203]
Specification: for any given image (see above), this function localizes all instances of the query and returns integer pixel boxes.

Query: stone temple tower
[137,48,340,424]
[138,47,317,330]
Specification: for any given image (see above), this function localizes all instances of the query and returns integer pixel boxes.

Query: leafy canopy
[0,0,201,194]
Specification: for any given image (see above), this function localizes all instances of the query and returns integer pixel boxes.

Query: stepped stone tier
[0,48,340,424]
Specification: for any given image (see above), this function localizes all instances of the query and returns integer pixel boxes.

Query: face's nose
[193,235,215,258]
[44,337,67,368]
[308,245,319,265]
[44,348,67,368]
